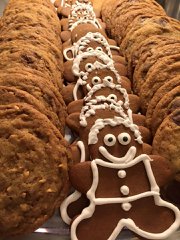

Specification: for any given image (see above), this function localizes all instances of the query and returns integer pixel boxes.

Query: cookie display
[0,0,69,236]
[57,1,180,239]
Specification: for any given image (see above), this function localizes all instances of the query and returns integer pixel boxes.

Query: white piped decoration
[118,170,126,178]
[122,203,132,211]
[120,186,129,196]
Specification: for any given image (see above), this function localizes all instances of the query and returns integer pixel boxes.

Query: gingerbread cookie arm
[69,143,81,165]
[60,18,69,31]
[67,99,84,114]
[63,60,75,82]
[143,143,152,155]
[69,162,93,194]
[128,94,140,113]
[66,112,81,133]
[62,84,84,104]
[150,155,174,187]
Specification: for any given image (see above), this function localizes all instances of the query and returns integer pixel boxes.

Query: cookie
[152,109,180,182]
[133,41,180,94]
[121,16,179,71]
[146,77,180,128]
[163,180,180,206]
[5,0,56,11]
[1,11,61,38]
[65,115,179,239]
[111,6,165,45]
[71,23,107,43]
[0,43,63,91]
[151,86,180,135]
[0,31,63,71]
[139,54,180,113]
[62,74,131,105]
[0,72,66,134]
[0,86,65,133]
[0,102,69,237]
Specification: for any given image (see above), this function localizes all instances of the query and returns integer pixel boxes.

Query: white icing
[118,170,126,178]
[88,117,143,145]
[72,51,114,77]
[77,140,86,163]
[63,32,113,60]
[60,190,82,225]
[99,146,137,164]
[68,1,101,31]
[71,156,180,240]
[60,140,86,224]
[118,132,131,145]
[120,185,129,195]
[104,134,116,147]
[121,202,132,211]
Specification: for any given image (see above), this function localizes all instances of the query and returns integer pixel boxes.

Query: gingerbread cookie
[63,116,179,239]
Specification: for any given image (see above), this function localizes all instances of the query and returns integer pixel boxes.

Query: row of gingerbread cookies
[54,0,153,155]
[55,1,180,239]
[56,1,180,240]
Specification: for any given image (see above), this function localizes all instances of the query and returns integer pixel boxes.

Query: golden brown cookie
[146,77,180,128]
[0,86,64,133]
[152,109,180,182]
[0,43,63,91]
[133,41,180,94]
[121,16,179,70]
[139,54,180,113]
[0,72,66,134]
[0,102,69,237]
[151,86,180,135]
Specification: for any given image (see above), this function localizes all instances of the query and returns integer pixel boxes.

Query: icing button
[120,185,129,195]
[118,170,126,178]
[122,203,132,211]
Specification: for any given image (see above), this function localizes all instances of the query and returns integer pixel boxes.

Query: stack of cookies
[56,1,180,239]
[101,0,180,183]
[0,0,69,237]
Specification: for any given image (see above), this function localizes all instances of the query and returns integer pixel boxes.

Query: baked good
[146,77,180,128]
[0,1,69,236]
[152,110,180,182]
[151,86,180,135]
[139,54,180,113]
[133,39,180,94]
[0,72,66,134]
[55,1,180,239]
[0,103,69,237]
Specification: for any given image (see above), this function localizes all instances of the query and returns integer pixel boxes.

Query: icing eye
[85,63,93,72]
[103,76,113,83]
[96,47,103,51]
[118,133,131,145]
[92,76,101,85]
[104,134,116,147]
[87,47,94,52]
[107,94,117,101]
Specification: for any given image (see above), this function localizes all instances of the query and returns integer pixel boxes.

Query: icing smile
[99,146,136,163]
